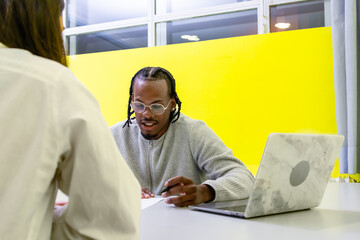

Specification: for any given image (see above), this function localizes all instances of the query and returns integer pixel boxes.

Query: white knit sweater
[111,114,254,202]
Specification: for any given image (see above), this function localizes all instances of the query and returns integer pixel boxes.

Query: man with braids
[111,67,254,207]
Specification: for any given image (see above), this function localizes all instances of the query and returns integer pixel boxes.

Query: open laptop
[189,133,344,218]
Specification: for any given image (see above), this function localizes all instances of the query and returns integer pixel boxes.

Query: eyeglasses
[131,100,171,115]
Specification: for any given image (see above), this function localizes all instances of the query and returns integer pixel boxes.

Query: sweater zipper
[147,141,153,191]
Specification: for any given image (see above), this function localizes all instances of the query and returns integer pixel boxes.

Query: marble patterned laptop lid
[244,133,344,218]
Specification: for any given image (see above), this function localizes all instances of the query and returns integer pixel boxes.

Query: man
[111,67,254,207]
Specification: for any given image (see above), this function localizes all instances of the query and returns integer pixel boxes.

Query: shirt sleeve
[51,68,141,240]
[189,120,255,202]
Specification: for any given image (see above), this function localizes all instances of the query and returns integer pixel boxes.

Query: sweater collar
[135,114,181,145]
[139,122,172,146]
[140,129,168,146]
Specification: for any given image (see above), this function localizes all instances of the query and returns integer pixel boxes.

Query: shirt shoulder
[0,47,73,84]
[173,114,210,134]
[173,114,224,148]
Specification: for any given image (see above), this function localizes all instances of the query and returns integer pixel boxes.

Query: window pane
[67,0,148,27]
[158,0,252,13]
[270,0,324,33]
[67,26,148,55]
[156,10,257,46]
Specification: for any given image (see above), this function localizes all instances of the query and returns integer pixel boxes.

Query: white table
[140,183,360,240]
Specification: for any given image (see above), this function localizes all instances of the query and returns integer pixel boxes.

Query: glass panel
[270,0,324,33]
[158,0,252,13]
[67,25,148,55]
[156,10,257,46]
[67,0,148,27]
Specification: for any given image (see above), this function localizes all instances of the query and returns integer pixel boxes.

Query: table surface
[140,182,360,240]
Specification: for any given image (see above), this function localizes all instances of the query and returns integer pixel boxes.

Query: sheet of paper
[141,197,164,210]
[56,190,163,210]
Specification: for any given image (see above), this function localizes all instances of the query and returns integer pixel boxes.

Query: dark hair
[123,67,182,128]
[0,0,67,66]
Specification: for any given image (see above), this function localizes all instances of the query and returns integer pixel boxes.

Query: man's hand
[141,187,155,199]
[161,176,215,207]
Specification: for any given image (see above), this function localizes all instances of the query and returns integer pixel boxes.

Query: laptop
[189,133,344,218]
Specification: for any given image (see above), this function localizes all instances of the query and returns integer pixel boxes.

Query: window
[67,26,148,55]
[156,10,257,46]
[63,0,329,55]
[67,0,148,27]
[270,0,325,33]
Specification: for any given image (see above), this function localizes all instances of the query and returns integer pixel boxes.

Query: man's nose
[143,106,153,117]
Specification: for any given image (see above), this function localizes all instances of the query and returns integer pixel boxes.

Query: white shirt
[0,43,141,240]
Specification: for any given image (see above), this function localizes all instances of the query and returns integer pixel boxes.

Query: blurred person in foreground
[0,0,140,239]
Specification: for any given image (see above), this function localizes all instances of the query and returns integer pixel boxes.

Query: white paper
[141,197,164,210]
[56,190,163,210]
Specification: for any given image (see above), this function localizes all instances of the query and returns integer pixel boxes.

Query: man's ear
[171,98,176,110]
[131,94,134,102]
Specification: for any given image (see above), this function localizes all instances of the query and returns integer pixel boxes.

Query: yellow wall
[68,27,338,176]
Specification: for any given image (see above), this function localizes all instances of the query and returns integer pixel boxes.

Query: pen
[160,183,180,194]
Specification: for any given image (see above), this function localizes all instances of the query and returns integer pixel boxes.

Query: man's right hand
[141,187,155,199]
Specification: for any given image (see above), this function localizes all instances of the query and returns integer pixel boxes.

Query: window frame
[62,0,331,55]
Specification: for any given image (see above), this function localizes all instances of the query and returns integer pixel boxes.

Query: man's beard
[141,132,157,140]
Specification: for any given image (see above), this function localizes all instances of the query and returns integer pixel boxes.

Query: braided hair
[123,67,182,128]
